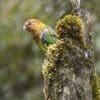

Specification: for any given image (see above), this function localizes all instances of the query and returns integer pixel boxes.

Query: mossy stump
[42,15,100,100]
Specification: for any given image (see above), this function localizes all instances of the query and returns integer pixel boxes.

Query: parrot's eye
[28,22,31,25]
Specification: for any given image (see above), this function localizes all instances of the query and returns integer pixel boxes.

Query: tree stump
[42,0,100,100]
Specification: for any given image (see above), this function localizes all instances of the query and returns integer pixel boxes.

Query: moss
[56,15,82,35]
[56,15,87,48]
[42,14,99,100]
[91,68,100,100]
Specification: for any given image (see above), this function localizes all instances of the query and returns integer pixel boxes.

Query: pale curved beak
[23,25,27,30]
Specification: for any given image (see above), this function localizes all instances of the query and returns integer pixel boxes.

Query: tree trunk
[42,0,100,100]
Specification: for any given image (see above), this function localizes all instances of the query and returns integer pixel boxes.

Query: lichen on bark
[42,0,100,100]
[42,14,100,100]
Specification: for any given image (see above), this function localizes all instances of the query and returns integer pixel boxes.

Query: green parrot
[23,19,57,52]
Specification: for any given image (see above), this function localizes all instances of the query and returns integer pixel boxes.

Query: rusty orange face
[23,19,46,34]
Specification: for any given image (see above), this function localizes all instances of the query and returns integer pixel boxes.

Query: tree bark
[42,0,100,100]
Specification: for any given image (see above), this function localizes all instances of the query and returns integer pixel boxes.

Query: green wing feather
[43,27,57,45]
[44,32,56,44]
[37,27,57,53]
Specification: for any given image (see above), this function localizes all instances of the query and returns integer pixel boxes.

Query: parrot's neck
[32,26,47,41]
[39,27,48,39]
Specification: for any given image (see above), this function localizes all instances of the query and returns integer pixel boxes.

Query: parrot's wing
[45,32,56,44]
[42,29,56,45]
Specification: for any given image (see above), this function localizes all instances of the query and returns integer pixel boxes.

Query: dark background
[0,0,100,100]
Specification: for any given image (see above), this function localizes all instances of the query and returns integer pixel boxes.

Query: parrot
[23,19,57,52]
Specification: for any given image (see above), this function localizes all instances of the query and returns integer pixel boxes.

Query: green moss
[91,68,100,100]
[43,15,92,85]
[56,15,87,48]
[42,14,100,100]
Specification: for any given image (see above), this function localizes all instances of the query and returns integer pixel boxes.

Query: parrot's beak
[23,24,27,30]
[23,23,34,32]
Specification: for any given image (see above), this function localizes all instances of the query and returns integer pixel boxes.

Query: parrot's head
[23,19,46,36]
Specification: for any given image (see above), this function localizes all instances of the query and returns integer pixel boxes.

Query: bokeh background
[0,0,100,100]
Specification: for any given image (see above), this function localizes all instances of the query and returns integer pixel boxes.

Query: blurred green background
[0,0,100,100]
